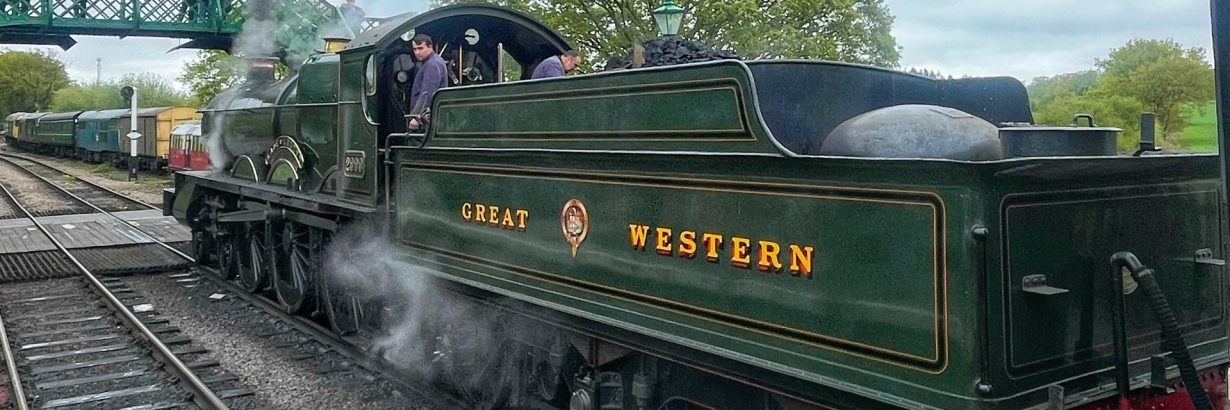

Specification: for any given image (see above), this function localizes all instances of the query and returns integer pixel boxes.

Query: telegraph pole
[95,58,101,84]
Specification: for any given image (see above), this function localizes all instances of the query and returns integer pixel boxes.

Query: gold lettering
[678,231,697,258]
[629,224,651,250]
[461,202,472,221]
[501,209,515,229]
[789,245,814,278]
[655,227,673,255]
[488,206,500,226]
[475,204,487,223]
[702,233,723,262]
[757,241,782,272]
[516,210,529,231]
[731,237,751,268]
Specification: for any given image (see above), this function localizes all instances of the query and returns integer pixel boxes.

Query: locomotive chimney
[244,56,278,84]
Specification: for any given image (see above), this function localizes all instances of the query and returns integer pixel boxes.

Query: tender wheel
[274,222,316,314]
[238,223,270,293]
[430,297,517,408]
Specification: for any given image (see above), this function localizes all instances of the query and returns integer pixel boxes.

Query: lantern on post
[651,0,685,37]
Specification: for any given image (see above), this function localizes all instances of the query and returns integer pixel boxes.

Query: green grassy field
[1180,101,1218,152]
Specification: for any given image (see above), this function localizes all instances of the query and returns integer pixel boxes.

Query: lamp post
[651,0,685,37]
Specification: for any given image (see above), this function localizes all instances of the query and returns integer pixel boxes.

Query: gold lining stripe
[400,163,950,374]
[434,79,754,142]
[439,77,746,104]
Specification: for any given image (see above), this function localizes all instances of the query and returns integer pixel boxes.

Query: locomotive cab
[345,6,571,138]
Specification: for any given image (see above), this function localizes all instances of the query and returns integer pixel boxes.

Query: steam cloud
[323,219,535,404]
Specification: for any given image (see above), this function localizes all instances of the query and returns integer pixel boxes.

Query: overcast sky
[0,0,1216,88]
[884,0,1214,82]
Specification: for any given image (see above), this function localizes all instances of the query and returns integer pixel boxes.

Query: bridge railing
[0,0,379,36]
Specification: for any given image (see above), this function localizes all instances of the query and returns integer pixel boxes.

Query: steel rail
[0,155,465,408]
[0,155,192,260]
[0,306,28,410]
[0,160,229,409]
[192,265,467,410]
[0,152,157,211]
[0,184,28,410]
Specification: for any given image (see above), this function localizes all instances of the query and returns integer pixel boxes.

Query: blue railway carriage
[76,107,201,171]
[75,109,130,163]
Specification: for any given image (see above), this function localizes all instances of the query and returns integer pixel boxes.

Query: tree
[1094,39,1213,139]
[1026,70,1100,111]
[0,50,70,117]
[51,73,192,112]
[179,50,245,107]
[1032,94,1147,151]
[179,50,293,107]
[432,0,900,69]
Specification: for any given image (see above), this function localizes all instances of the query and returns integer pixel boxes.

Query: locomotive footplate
[0,209,190,254]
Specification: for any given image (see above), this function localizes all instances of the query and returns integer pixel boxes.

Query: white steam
[322,219,530,403]
[203,109,231,173]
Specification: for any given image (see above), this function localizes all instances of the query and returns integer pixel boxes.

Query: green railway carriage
[167,4,1230,409]
[24,111,82,155]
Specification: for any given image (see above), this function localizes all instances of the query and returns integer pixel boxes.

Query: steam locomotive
[166,4,1230,409]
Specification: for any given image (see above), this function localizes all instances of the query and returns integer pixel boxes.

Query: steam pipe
[1109,252,1214,410]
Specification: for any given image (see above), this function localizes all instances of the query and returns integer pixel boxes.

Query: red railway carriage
[167,121,207,171]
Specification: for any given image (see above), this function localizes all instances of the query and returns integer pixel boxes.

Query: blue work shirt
[531,56,565,79]
[409,52,448,117]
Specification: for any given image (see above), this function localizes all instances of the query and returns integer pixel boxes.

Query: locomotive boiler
[166,4,1230,409]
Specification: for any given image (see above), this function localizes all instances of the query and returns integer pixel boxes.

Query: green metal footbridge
[0,0,384,49]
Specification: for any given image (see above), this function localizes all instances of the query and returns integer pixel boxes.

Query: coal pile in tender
[605,37,739,70]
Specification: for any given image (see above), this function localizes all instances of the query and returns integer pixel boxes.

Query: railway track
[0,178,236,408]
[0,154,467,409]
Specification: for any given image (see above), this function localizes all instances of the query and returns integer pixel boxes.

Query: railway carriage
[166,4,1230,409]
[167,120,206,171]
[75,108,129,163]
[2,112,24,143]
[5,106,200,171]
[22,111,81,156]
[11,112,47,152]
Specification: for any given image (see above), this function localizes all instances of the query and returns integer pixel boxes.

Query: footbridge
[0,0,384,49]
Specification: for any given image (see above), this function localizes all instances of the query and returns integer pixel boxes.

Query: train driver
[407,33,448,132]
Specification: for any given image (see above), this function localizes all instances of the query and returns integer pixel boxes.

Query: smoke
[322,218,533,404]
[202,110,230,173]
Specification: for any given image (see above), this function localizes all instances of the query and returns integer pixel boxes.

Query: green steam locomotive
[167,4,1230,409]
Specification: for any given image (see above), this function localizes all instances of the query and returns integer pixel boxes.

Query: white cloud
[884,0,1214,83]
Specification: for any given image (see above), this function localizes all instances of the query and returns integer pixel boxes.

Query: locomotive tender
[167,4,1230,409]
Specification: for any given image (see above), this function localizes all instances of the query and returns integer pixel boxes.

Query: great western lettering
[461,202,529,231]
[628,224,814,277]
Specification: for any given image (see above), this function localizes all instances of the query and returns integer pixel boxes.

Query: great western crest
[560,199,589,257]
